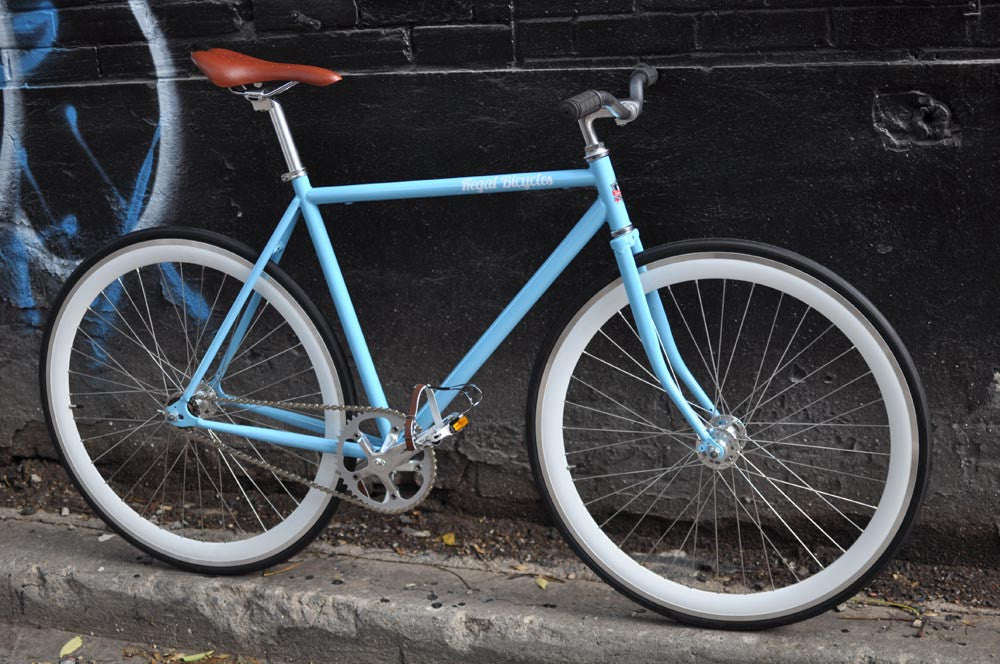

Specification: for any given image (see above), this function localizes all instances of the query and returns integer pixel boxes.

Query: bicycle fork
[588,155,726,458]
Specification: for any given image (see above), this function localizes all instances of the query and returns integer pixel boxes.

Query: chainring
[334,410,436,513]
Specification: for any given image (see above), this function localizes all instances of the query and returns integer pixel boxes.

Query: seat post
[249,96,306,181]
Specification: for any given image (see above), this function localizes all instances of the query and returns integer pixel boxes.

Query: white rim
[46,238,343,568]
[536,252,919,621]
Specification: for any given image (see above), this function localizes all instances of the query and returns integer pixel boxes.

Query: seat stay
[209,198,301,388]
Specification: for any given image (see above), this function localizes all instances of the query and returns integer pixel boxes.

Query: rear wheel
[528,239,929,628]
[41,228,355,574]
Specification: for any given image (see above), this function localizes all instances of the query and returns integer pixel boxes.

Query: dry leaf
[535,576,549,590]
[440,532,456,546]
[471,543,486,555]
[60,636,83,657]
[512,563,527,572]
[181,651,213,662]
[262,562,300,577]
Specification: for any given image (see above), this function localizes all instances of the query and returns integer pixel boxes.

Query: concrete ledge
[1,510,997,663]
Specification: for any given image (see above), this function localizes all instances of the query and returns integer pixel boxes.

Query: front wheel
[528,239,929,629]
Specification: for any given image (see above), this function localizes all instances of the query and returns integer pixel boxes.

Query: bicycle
[40,48,929,629]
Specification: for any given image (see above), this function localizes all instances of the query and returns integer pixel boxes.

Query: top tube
[305,169,596,205]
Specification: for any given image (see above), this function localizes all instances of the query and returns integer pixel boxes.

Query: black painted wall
[1,1,998,532]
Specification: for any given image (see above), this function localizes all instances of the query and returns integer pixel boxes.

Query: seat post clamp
[281,168,307,182]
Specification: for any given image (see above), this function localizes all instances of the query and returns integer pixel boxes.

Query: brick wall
[2,0,1000,535]
[5,1,999,87]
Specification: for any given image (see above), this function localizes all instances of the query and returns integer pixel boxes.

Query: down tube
[425,199,608,421]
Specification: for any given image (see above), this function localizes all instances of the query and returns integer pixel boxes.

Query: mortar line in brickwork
[509,0,517,66]
[10,53,1000,93]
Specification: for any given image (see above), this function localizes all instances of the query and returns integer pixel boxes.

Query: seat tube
[291,176,392,435]
[589,155,716,444]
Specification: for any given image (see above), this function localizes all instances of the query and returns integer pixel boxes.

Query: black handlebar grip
[631,64,658,87]
[559,89,608,121]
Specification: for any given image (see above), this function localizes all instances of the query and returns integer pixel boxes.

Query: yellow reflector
[452,415,469,432]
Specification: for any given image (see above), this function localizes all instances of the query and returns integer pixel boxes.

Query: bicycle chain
[191,395,434,514]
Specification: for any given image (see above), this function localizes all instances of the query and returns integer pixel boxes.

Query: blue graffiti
[2,0,210,347]
[9,1,55,79]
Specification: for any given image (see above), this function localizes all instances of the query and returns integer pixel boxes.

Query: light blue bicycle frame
[166,154,720,459]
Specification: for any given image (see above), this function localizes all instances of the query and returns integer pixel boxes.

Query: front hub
[697,414,747,470]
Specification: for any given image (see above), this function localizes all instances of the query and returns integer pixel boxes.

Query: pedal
[403,383,482,450]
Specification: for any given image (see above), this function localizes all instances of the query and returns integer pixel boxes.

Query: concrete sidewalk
[1,509,997,664]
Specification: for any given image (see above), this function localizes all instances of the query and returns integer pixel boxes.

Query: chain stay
[193,395,429,514]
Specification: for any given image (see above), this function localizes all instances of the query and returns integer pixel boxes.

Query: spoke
[222,342,304,381]
[138,434,190,517]
[748,421,888,429]
[665,284,729,411]
[71,343,167,406]
[743,305,812,425]
[227,451,287,521]
[157,263,198,376]
[741,455,846,552]
[741,447,883,483]
[746,437,889,456]
[744,293,784,424]
[597,453,694,528]
[581,350,714,418]
[563,426,685,435]
[565,401,669,432]
[189,442,245,532]
[693,280,723,412]
[728,322,835,416]
[746,441,866,532]
[597,328,660,385]
[656,473,718,577]
[82,418,160,445]
[211,433,268,532]
[95,288,187,389]
[734,464,824,570]
[571,375,664,430]
[730,465,747,588]
[567,431,682,456]
[584,452,695,506]
[218,410,305,507]
[116,273,171,396]
[69,369,166,396]
[739,460,878,511]
[102,423,167,483]
[228,316,289,370]
[119,438,173,500]
[751,373,877,438]
[88,415,163,465]
[237,366,317,399]
[617,452,698,544]
[718,282,754,400]
[636,469,713,564]
[85,302,187,390]
[135,266,189,395]
[71,387,162,397]
[573,462,703,482]
[179,263,193,376]
[745,346,856,424]
[188,271,228,376]
[717,470,793,586]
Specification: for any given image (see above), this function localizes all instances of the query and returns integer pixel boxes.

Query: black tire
[526,238,930,629]
[40,227,357,575]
